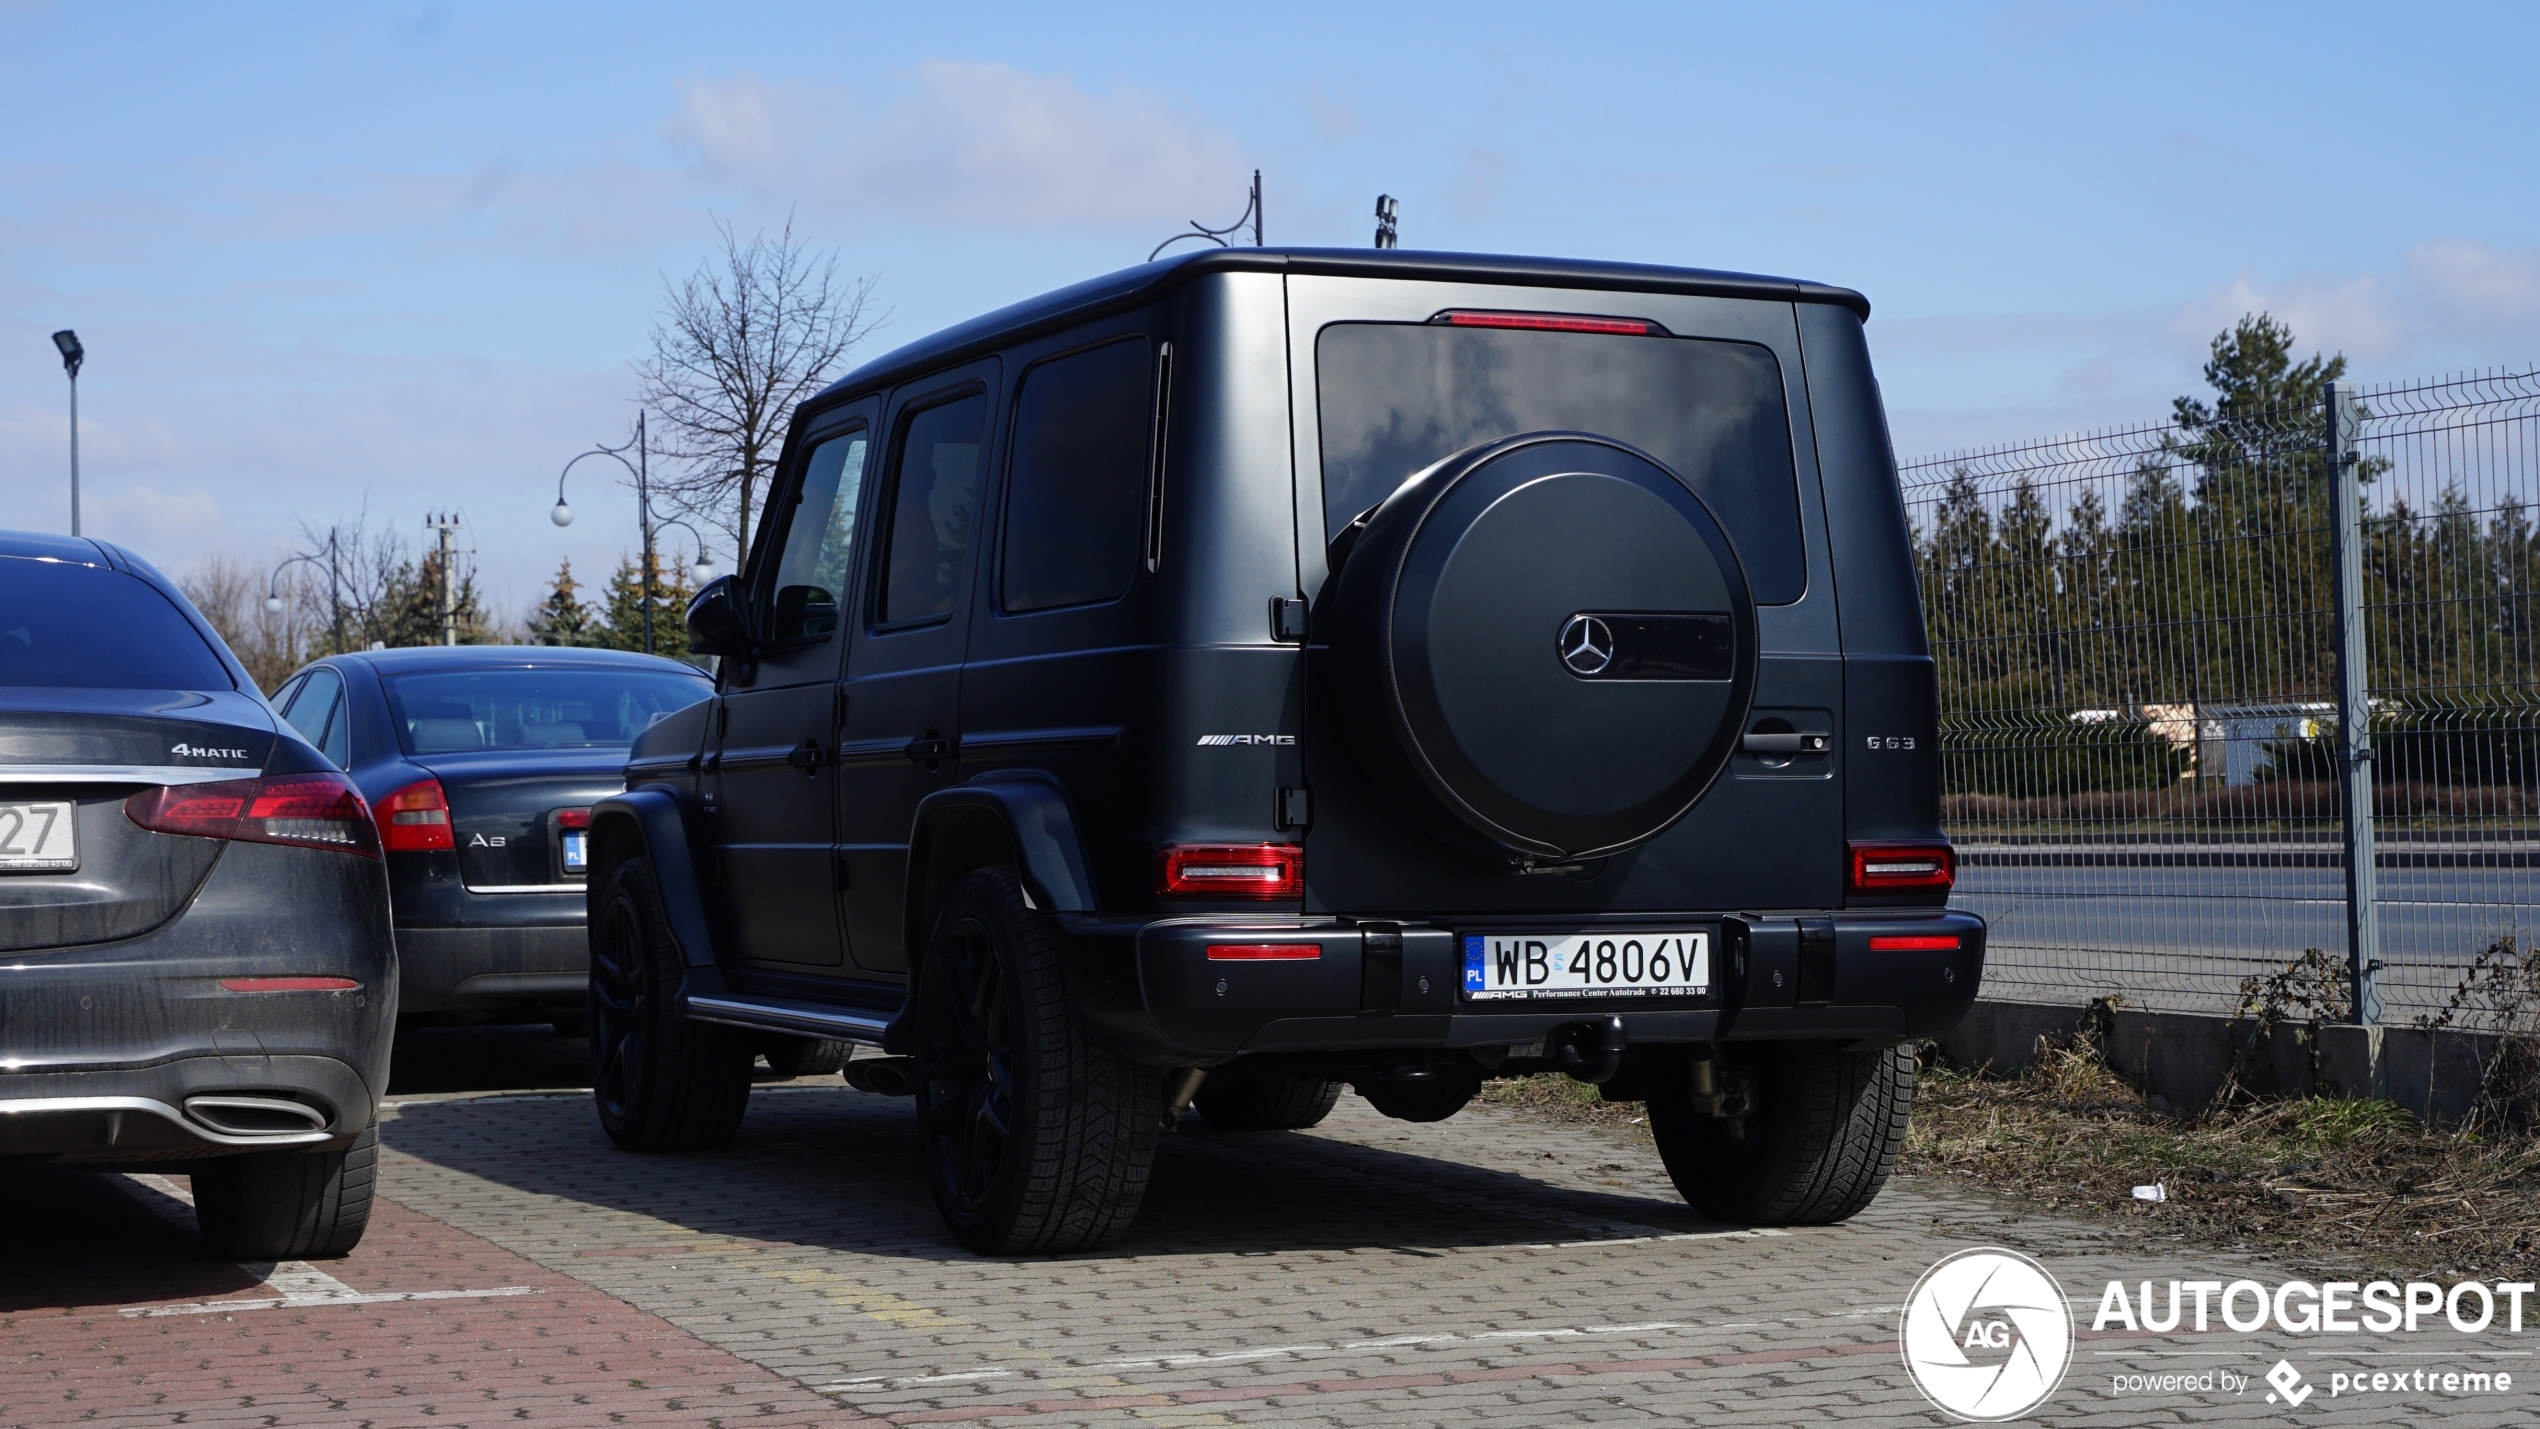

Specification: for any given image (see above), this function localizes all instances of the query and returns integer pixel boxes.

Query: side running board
[683,993,893,1045]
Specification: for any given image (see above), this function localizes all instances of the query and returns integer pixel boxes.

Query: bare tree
[636,214,884,562]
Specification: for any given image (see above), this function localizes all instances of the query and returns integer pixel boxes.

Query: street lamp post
[553,412,712,656]
[51,331,83,537]
[265,531,348,654]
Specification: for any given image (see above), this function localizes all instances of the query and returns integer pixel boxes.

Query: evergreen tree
[528,558,597,646]
[590,551,696,663]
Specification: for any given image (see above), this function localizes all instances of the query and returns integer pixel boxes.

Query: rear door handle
[1742,731,1831,754]
[787,739,825,773]
[904,734,951,765]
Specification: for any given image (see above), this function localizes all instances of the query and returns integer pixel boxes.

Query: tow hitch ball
[1552,1015,1627,1084]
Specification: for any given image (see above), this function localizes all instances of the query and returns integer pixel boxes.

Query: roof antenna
[1149,170,1263,262]
[1374,194,1398,250]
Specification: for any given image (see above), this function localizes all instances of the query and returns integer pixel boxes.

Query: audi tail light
[1158,844,1304,900]
[126,773,380,859]
[376,777,455,853]
[1847,841,1954,894]
[1435,310,1658,336]
[554,806,592,831]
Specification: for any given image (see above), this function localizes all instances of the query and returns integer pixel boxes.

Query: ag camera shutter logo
[1900,1247,2073,1421]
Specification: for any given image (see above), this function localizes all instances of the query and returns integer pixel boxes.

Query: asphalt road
[1954,863,2539,1017]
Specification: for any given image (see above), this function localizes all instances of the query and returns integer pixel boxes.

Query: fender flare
[588,786,718,970]
[903,770,1096,957]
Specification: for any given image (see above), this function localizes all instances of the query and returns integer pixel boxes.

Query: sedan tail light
[376,777,455,852]
[1847,841,1954,894]
[1157,844,1304,900]
[126,773,380,859]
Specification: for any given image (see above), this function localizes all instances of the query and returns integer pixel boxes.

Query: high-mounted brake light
[1158,844,1304,900]
[377,777,455,853]
[126,774,380,859]
[1436,310,1658,336]
[1847,842,1955,894]
[1206,942,1322,961]
[1868,934,1962,952]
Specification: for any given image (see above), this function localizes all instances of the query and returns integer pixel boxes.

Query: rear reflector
[377,777,454,852]
[1437,309,1657,336]
[1847,842,1955,893]
[1868,934,1961,952]
[1158,843,1304,899]
[127,774,380,859]
[1205,942,1322,961]
[554,806,593,830]
[219,976,361,992]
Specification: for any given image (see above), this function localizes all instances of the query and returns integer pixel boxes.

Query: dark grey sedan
[0,530,394,1259]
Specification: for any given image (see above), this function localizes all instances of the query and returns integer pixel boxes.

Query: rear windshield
[0,557,235,690]
[383,667,711,755]
[1315,323,1806,603]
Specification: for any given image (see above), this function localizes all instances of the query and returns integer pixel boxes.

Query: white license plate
[561,831,587,872]
[0,801,78,872]
[1462,930,1711,1001]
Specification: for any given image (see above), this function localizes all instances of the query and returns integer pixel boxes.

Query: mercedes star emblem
[1559,614,1614,676]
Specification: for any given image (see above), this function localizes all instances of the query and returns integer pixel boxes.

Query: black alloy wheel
[587,856,753,1152]
[917,914,1018,1216]
[913,867,1159,1254]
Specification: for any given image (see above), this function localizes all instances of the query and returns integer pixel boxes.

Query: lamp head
[692,555,715,584]
[51,329,83,377]
[550,499,573,528]
[263,594,285,615]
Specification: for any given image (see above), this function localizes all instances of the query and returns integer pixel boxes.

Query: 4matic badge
[169,741,251,761]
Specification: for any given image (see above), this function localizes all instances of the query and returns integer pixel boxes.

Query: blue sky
[6,1,2539,614]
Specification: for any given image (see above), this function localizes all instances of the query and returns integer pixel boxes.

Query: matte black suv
[585,248,1984,1254]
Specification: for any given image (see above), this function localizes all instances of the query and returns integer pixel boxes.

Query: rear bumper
[0,839,394,1162]
[394,925,587,1014]
[1062,909,1986,1066]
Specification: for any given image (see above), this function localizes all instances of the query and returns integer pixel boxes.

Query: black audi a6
[269,646,711,1032]
[0,530,394,1258]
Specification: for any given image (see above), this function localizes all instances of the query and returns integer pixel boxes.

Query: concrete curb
[1932,998,2501,1125]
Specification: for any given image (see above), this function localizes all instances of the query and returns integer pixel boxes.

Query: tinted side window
[879,394,989,624]
[1002,339,1152,613]
[1315,323,1806,603]
[0,558,235,690]
[282,667,349,767]
[764,429,869,643]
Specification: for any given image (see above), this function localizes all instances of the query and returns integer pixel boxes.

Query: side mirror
[685,576,751,658]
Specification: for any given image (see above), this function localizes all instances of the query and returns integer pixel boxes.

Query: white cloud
[667,63,1250,228]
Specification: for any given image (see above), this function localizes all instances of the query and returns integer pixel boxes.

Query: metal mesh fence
[1900,369,2540,1022]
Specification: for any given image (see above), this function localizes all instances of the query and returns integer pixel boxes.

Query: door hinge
[1277,786,1312,830]
[1270,597,1309,643]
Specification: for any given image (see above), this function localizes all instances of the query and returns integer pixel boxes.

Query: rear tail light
[1847,841,1954,894]
[1868,934,1962,952]
[1158,844,1304,900]
[1206,942,1322,961]
[126,774,380,859]
[377,777,454,852]
[1436,310,1658,336]
[555,807,592,830]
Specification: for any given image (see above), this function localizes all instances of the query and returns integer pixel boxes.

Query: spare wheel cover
[1371,433,1757,860]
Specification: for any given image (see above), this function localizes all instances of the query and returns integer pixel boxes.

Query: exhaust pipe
[842,1056,915,1097]
[183,1095,330,1138]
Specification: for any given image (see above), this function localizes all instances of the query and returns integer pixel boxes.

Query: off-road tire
[914,867,1161,1254]
[192,1122,377,1260]
[589,855,753,1152]
[1194,1075,1343,1131]
[761,1036,853,1078]
[1647,1041,1913,1225]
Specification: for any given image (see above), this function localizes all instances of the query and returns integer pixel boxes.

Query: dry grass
[1476,1073,1652,1140]
[1905,1042,2540,1281]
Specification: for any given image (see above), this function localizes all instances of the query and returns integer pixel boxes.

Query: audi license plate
[560,831,588,873]
[1462,930,1711,1001]
[0,801,78,872]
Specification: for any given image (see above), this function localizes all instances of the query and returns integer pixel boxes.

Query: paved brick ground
[4,1027,2533,1426]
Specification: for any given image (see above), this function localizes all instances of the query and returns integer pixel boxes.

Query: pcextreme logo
[1900,1247,2074,1421]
